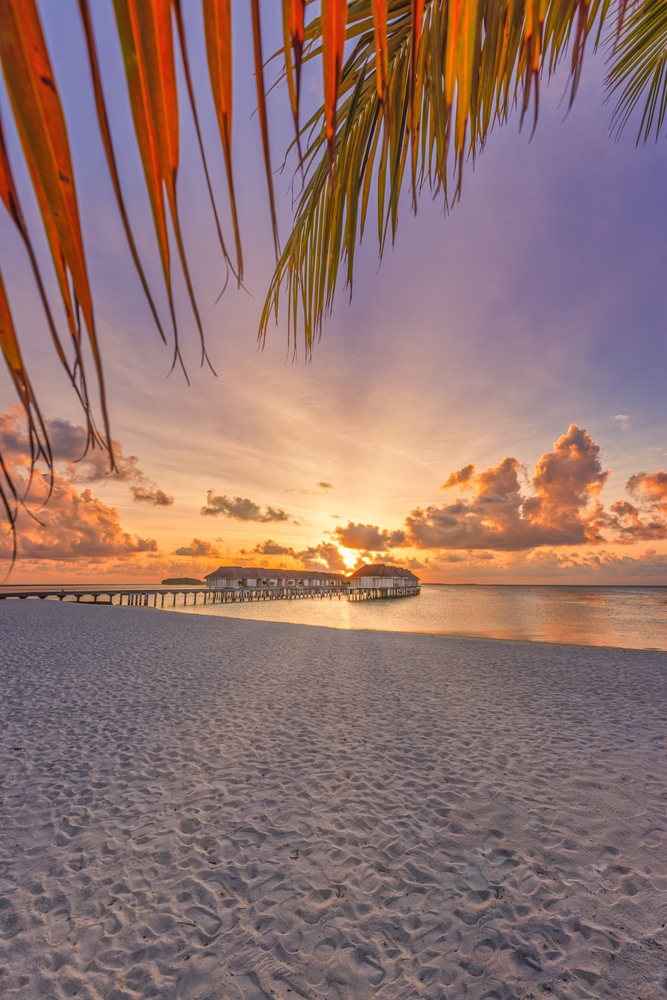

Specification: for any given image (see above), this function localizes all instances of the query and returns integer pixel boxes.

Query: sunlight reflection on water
[171,584,667,650]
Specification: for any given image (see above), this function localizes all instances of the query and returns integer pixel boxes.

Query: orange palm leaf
[77,0,167,345]
[0,265,52,565]
[171,0,237,282]
[0,0,112,459]
[113,0,214,373]
[0,108,81,399]
[203,0,243,281]
[371,0,389,104]
[322,0,348,164]
[283,0,306,145]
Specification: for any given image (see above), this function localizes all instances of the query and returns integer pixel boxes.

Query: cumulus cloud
[246,539,347,572]
[253,540,294,555]
[131,486,173,506]
[333,521,406,551]
[615,414,629,430]
[298,542,347,573]
[201,491,290,522]
[0,408,174,506]
[317,481,333,490]
[173,538,221,557]
[609,469,667,541]
[440,464,475,490]
[0,468,157,562]
[423,545,667,583]
[406,425,610,551]
[627,470,667,509]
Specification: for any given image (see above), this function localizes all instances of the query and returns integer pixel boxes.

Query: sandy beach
[1,602,666,999]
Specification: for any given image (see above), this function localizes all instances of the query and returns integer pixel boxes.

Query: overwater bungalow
[204,567,347,590]
[348,564,420,594]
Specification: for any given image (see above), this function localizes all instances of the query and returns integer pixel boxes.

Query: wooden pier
[0,583,420,606]
[0,585,348,607]
[348,585,420,601]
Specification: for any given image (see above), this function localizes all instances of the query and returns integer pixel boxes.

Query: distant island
[161,577,204,586]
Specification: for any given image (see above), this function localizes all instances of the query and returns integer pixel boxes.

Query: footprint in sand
[596,845,620,864]
[483,829,505,846]
[314,937,336,961]
[354,951,385,986]
[46,897,72,946]
[185,905,222,940]
[520,873,540,895]
[472,938,497,963]
[0,897,20,940]
[179,817,202,834]
[77,923,103,966]
[642,827,664,847]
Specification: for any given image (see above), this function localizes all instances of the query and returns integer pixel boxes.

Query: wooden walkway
[0,584,420,606]
[348,586,420,601]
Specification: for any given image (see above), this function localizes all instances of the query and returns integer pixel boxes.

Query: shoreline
[167,602,667,655]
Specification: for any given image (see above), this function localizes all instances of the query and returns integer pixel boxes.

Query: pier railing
[0,584,420,606]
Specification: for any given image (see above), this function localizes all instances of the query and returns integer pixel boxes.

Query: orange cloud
[244,539,347,572]
[406,425,609,550]
[421,546,667,583]
[609,469,667,542]
[333,522,406,551]
[298,542,347,573]
[627,470,667,510]
[253,540,294,555]
[173,538,221,557]
[440,463,475,489]
[0,469,157,563]
[201,491,291,522]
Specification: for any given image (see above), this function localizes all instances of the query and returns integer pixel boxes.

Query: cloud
[131,486,173,506]
[440,464,475,490]
[246,538,347,572]
[333,521,406,551]
[253,540,295,555]
[317,481,333,490]
[615,414,629,430]
[609,469,667,541]
[0,468,157,562]
[0,408,174,506]
[298,543,347,573]
[201,491,290,522]
[406,425,610,550]
[627,470,667,509]
[422,545,667,583]
[173,538,221,557]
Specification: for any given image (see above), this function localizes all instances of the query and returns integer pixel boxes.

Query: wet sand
[1,601,666,999]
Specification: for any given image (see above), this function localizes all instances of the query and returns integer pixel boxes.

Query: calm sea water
[170,585,667,651]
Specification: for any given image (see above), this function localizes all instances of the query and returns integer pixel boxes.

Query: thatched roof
[349,563,419,581]
[204,566,244,580]
[205,566,347,582]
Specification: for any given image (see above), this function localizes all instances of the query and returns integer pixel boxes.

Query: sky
[1,2,667,585]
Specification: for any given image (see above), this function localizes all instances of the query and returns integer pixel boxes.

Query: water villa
[348,563,420,600]
[204,567,347,589]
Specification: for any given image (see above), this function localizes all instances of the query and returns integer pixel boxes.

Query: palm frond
[261,0,641,352]
[0,0,112,465]
[608,0,667,142]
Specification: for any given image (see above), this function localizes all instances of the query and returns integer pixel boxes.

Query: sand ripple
[1,602,667,998]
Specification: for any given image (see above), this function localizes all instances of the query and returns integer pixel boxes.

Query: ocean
[170,584,667,651]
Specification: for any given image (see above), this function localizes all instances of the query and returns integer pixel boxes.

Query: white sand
[1,602,666,1000]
